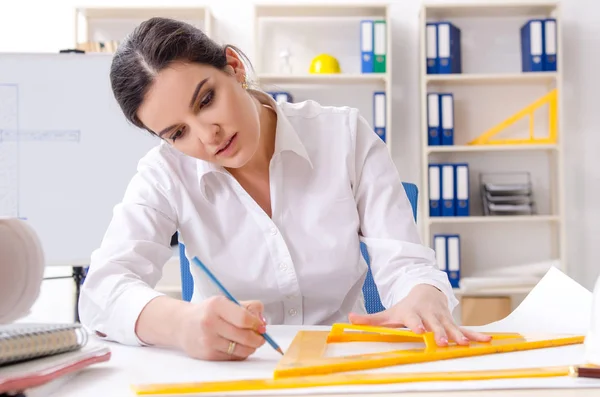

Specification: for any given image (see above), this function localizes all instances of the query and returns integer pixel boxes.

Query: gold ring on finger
[227,341,236,355]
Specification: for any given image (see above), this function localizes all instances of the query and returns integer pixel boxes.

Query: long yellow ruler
[131,365,574,395]
[131,323,588,395]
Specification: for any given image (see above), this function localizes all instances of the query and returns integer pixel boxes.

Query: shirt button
[288,308,297,316]
[270,227,278,236]
[279,262,287,270]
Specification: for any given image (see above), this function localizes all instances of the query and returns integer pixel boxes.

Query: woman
[79,17,490,361]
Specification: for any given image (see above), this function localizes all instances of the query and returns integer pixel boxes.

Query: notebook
[0,323,88,366]
[0,343,111,395]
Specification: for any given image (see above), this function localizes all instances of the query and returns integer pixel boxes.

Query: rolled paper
[0,217,45,323]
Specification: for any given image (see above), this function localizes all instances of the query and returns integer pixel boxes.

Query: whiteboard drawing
[0,84,17,128]
[0,129,81,142]
[0,84,80,218]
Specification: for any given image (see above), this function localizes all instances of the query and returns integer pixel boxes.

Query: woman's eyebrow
[189,78,209,108]
[157,78,210,138]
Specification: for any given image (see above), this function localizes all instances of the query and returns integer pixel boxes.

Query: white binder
[426,23,438,73]
[442,164,455,216]
[428,164,441,216]
[434,235,447,271]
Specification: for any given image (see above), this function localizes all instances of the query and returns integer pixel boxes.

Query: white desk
[55,325,600,397]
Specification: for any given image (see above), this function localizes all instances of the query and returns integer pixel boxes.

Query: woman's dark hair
[109,17,253,133]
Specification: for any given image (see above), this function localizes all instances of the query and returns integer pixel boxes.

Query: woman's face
[136,57,261,169]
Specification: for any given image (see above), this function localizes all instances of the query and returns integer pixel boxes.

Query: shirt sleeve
[78,155,178,346]
[352,112,459,313]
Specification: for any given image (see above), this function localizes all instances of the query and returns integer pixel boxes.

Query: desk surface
[55,325,600,397]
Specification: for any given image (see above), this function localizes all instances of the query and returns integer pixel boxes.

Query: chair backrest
[179,182,419,308]
[362,182,418,314]
[179,242,193,302]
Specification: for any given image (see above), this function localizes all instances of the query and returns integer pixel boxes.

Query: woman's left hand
[348,284,492,346]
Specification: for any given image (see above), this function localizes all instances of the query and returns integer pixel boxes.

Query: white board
[0,52,161,266]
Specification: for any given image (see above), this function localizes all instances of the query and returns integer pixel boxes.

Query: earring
[241,80,248,90]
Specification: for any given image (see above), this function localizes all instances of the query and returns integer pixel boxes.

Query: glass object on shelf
[278,48,292,74]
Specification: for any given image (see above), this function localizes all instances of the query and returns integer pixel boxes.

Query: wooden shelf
[428,215,560,225]
[75,6,209,20]
[257,16,385,23]
[426,72,557,85]
[425,2,558,19]
[257,73,388,85]
[453,285,534,297]
[254,3,388,18]
[427,143,558,153]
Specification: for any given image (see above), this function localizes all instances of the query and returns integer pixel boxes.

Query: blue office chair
[362,183,418,313]
[178,182,419,313]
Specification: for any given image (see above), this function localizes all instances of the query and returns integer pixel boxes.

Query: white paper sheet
[59,267,600,397]
[467,266,593,335]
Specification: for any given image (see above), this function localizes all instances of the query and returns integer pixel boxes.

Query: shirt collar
[261,90,313,167]
[195,89,313,181]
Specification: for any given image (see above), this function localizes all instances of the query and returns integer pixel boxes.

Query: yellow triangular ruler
[273,323,583,378]
[469,89,558,145]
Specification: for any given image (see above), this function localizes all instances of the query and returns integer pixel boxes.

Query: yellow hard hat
[309,54,341,74]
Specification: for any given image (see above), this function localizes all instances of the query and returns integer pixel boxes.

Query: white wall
[2,0,599,321]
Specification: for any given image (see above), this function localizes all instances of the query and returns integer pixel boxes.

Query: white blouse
[78,91,458,346]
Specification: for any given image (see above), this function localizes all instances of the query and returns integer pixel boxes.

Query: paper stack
[459,259,558,293]
[0,217,111,396]
[480,172,536,216]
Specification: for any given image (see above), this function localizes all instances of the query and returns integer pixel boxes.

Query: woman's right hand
[177,296,267,361]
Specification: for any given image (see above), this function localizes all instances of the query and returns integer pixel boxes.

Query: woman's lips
[215,133,238,156]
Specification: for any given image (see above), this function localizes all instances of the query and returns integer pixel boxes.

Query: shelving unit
[418,2,564,307]
[74,6,214,53]
[253,2,393,152]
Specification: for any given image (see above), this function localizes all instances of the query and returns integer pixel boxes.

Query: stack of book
[0,217,111,396]
[480,172,536,216]
[0,323,111,396]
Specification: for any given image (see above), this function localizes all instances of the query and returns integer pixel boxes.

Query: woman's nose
[190,120,220,145]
